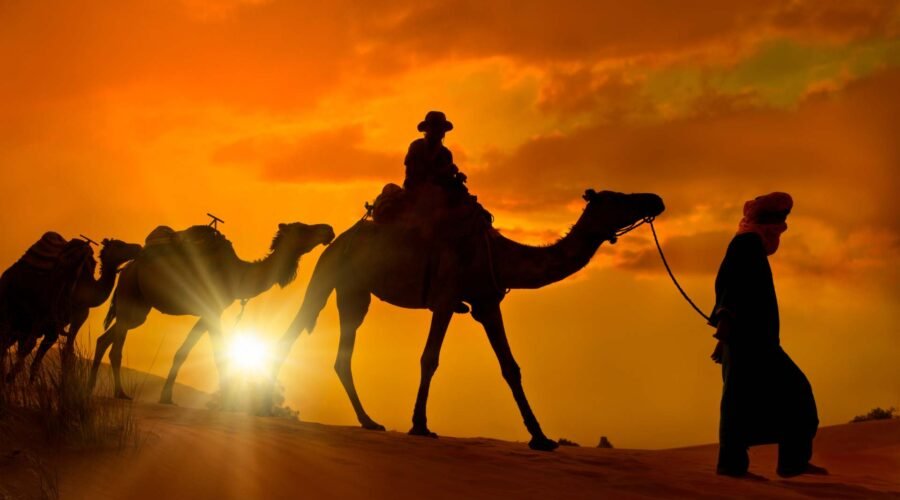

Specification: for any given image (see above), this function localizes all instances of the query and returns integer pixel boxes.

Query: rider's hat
[417,111,454,132]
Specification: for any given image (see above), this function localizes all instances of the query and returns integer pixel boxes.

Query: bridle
[604,216,655,244]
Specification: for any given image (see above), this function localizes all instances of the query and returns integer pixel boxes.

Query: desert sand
[3,369,898,499]
[58,404,900,498]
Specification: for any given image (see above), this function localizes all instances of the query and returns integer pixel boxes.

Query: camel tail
[103,293,117,330]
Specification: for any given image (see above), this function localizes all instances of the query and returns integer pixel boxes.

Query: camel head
[98,239,143,269]
[270,222,335,287]
[580,189,665,243]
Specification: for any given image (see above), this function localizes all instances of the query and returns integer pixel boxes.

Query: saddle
[370,183,493,229]
[11,233,96,327]
[143,225,232,258]
[20,232,95,275]
[21,231,69,271]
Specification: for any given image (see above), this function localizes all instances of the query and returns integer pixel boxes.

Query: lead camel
[270,189,665,451]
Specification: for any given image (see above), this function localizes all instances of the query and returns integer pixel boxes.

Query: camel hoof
[361,421,386,431]
[408,426,438,438]
[158,396,176,406]
[115,390,133,401]
[528,436,559,451]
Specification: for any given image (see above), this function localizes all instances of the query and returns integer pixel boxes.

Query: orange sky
[1,0,898,448]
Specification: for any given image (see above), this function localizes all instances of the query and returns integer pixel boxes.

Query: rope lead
[648,220,711,323]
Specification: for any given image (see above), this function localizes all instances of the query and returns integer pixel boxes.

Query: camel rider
[404,111,468,196]
[404,111,474,314]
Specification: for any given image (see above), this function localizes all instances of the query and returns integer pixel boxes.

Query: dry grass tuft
[1,344,143,451]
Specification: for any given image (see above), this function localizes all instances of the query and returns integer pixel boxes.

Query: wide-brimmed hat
[417,111,453,132]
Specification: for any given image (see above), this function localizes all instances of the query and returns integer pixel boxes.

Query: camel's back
[143,225,233,258]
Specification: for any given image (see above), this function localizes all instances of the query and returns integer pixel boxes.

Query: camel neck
[493,217,604,290]
[233,246,299,300]
[82,260,119,308]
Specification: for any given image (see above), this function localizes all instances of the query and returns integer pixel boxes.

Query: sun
[227,333,271,377]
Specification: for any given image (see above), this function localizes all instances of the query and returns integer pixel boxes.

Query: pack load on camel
[369,111,491,230]
[143,214,232,258]
[20,231,94,274]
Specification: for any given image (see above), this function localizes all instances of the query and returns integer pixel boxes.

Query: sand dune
[3,366,897,498]
[43,403,897,499]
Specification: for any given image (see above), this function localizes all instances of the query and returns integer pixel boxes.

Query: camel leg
[62,307,90,366]
[335,289,383,430]
[7,335,37,384]
[159,318,207,405]
[28,330,59,381]
[0,335,15,382]
[89,325,119,393]
[204,316,232,396]
[409,308,453,438]
[109,328,132,400]
[472,304,558,452]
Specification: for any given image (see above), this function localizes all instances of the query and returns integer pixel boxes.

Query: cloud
[474,67,900,226]
[214,125,401,183]
[368,0,899,64]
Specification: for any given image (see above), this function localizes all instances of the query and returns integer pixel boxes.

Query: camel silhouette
[1,235,140,382]
[29,239,142,378]
[89,222,335,403]
[270,189,664,451]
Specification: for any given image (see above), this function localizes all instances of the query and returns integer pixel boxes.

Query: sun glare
[228,333,270,377]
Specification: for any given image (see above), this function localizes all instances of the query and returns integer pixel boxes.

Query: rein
[646,219,711,323]
[606,216,710,322]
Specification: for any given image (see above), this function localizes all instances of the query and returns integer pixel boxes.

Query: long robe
[710,232,818,448]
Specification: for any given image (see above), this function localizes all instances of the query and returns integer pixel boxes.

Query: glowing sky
[1,0,898,448]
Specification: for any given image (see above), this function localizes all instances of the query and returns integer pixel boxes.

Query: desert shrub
[557,438,580,447]
[851,407,896,423]
[597,436,614,449]
[0,344,142,451]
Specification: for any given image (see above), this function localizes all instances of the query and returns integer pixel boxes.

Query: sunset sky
[1,0,898,448]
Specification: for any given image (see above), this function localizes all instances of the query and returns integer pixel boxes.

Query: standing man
[709,192,825,478]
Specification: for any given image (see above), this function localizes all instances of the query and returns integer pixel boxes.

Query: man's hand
[711,341,724,364]
[713,314,732,342]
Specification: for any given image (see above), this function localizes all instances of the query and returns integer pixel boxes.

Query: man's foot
[777,463,829,478]
[454,302,470,314]
[716,466,747,477]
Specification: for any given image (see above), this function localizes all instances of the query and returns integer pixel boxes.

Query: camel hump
[145,225,177,246]
[143,225,232,257]
[21,231,73,271]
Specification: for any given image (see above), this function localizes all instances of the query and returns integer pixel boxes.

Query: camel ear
[583,189,597,202]
[278,223,286,230]
[102,238,110,245]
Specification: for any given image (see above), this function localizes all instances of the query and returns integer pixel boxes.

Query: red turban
[737,192,793,255]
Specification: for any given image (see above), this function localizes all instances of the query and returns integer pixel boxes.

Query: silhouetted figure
[403,111,466,193]
[269,189,665,451]
[709,193,824,478]
[0,233,111,382]
[88,222,334,403]
[27,238,142,379]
